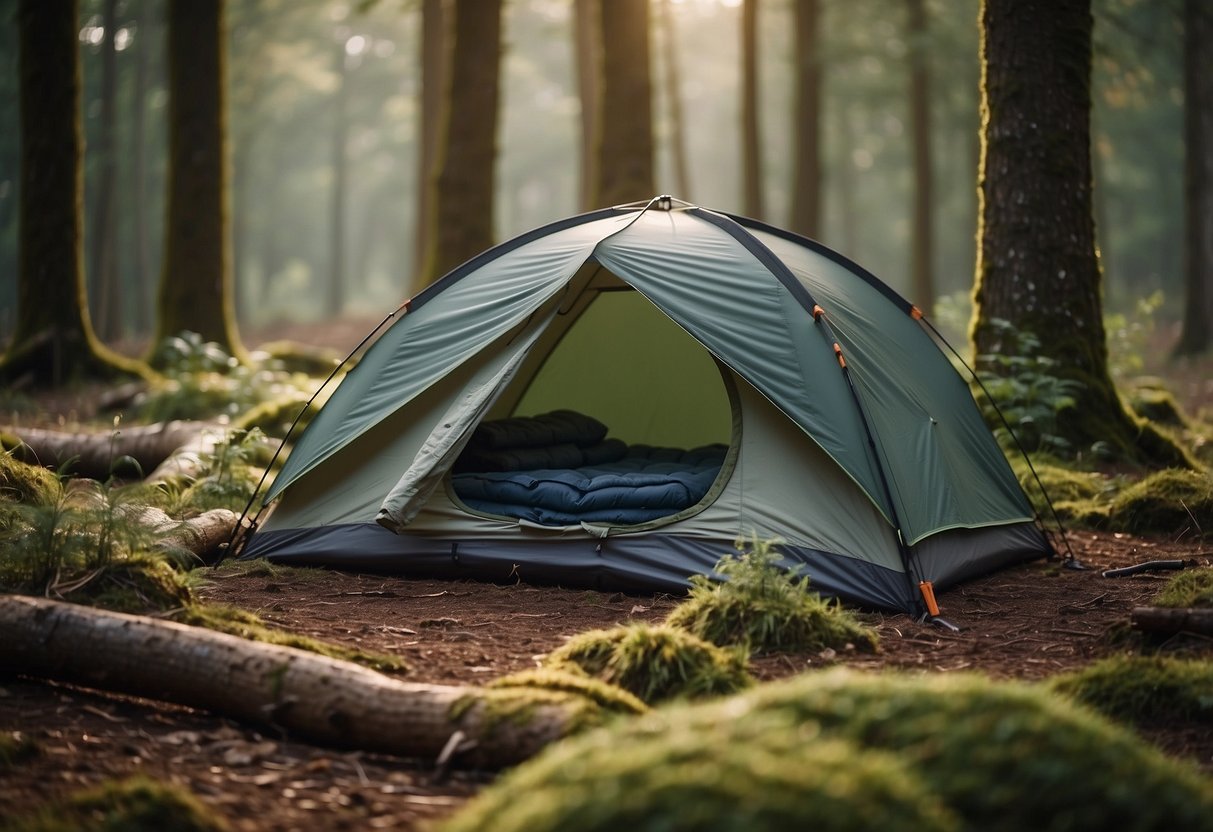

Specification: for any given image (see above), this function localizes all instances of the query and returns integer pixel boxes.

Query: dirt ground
[2,528,1211,831]
[2,320,1212,830]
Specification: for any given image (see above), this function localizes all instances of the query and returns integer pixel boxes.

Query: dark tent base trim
[240,522,1049,613]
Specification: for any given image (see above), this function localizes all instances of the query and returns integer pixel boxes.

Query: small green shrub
[1049,655,1213,726]
[441,715,958,832]
[179,428,268,513]
[544,623,750,705]
[666,537,878,654]
[11,775,228,832]
[1153,567,1213,608]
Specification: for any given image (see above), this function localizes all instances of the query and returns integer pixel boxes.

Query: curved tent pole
[913,313,1079,566]
[218,299,413,567]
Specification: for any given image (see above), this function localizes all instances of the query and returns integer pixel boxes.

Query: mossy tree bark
[590,0,655,208]
[907,0,934,311]
[741,0,764,220]
[1173,0,1213,358]
[152,0,246,362]
[790,0,821,239]
[0,596,574,769]
[418,0,502,288]
[1,0,140,387]
[972,0,1183,465]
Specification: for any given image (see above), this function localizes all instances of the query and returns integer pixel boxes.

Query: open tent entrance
[449,266,737,528]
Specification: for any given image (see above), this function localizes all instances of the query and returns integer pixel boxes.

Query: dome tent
[241,197,1050,614]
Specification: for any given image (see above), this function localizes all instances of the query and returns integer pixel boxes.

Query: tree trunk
[413,0,447,284]
[591,0,655,208]
[907,0,934,311]
[1130,606,1213,637]
[0,596,573,769]
[790,0,821,238]
[1173,0,1213,357]
[1,420,224,481]
[741,0,764,220]
[153,0,245,362]
[418,0,502,288]
[573,0,600,211]
[328,37,350,316]
[656,0,691,201]
[972,0,1183,464]
[89,0,122,342]
[130,0,153,336]
[2,0,136,387]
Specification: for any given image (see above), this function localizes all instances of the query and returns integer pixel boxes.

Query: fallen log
[132,505,240,562]
[0,596,573,769]
[1130,606,1213,637]
[1,421,222,481]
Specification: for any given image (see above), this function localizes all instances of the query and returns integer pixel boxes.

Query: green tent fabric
[244,198,1049,614]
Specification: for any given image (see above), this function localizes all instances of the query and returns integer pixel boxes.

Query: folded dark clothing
[468,410,608,450]
[454,442,585,474]
[579,438,629,466]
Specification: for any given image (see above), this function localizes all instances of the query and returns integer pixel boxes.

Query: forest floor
[2,318,1212,831]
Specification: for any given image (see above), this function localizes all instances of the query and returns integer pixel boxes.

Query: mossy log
[1,421,221,481]
[0,596,573,768]
[130,505,239,561]
[1130,606,1213,637]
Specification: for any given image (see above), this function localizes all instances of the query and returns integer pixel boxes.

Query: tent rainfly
[240,197,1051,614]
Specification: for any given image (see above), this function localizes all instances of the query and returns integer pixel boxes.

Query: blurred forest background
[0,0,1193,344]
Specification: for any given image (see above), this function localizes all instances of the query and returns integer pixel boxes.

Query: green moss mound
[666,538,878,654]
[231,393,314,440]
[1130,388,1190,429]
[441,715,958,832]
[13,775,228,832]
[1153,567,1213,608]
[0,451,62,506]
[1106,469,1213,539]
[489,668,649,716]
[1049,655,1213,726]
[544,623,750,705]
[723,670,1213,832]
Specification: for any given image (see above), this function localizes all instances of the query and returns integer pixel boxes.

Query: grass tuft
[665,537,879,654]
[1153,567,1213,608]
[11,775,229,832]
[544,622,750,705]
[1049,655,1213,726]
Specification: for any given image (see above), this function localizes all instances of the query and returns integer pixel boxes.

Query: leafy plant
[666,536,879,654]
[976,319,1085,455]
[181,428,268,512]
[544,622,751,705]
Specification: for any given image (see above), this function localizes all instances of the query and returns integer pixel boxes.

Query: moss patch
[544,623,751,705]
[1130,388,1190,429]
[441,715,957,832]
[1105,469,1213,539]
[488,668,649,716]
[0,451,62,506]
[0,731,39,769]
[666,538,879,654]
[177,603,409,675]
[1153,567,1213,608]
[11,775,228,832]
[1049,655,1213,726]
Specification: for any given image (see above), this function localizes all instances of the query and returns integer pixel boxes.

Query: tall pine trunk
[573,0,600,211]
[741,0,764,220]
[907,0,934,311]
[1173,0,1213,357]
[89,0,122,342]
[419,0,502,286]
[328,38,350,316]
[591,0,654,208]
[656,0,690,201]
[153,0,245,361]
[130,0,153,335]
[413,0,447,285]
[790,0,821,238]
[2,0,134,385]
[973,0,1184,465]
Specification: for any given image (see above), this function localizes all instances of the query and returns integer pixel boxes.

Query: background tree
[152,0,245,360]
[590,0,654,207]
[87,0,121,341]
[656,0,691,201]
[789,0,821,238]
[2,0,137,385]
[907,0,934,310]
[1172,0,1212,357]
[417,0,502,287]
[573,0,600,211]
[413,0,447,279]
[741,0,763,220]
[972,0,1180,463]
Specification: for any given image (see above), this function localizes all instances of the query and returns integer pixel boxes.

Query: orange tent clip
[832,342,846,369]
[910,305,924,320]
